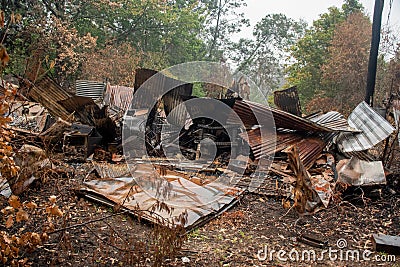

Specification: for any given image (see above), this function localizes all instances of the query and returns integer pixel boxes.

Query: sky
[234,0,399,40]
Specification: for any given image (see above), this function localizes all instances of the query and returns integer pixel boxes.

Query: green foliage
[201,0,249,61]
[2,0,208,83]
[192,82,207,97]
[230,14,306,97]
[286,0,364,108]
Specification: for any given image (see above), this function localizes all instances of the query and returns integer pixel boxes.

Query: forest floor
[1,153,400,267]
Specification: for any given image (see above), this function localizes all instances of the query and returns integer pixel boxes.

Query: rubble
[5,70,398,230]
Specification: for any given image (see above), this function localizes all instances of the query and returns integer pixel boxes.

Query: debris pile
[2,71,399,231]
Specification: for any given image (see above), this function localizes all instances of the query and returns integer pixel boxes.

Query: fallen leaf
[5,215,13,228]
[16,209,29,222]
[9,195,21,209]
[24,201,37,209]
[46,205,63,217]
[3,235,12,244]
[30,232,41,245]
[1,206,14,215]
[48,195,57,203]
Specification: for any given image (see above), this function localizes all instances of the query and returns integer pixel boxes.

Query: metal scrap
[273,86,302,117]
[63,124,103,161]
[336,101,395,152]
[229,99,333,132]
[80,163,244,230]
[372,234,400,255]
[336,157,386,186]
[75,80,106,100]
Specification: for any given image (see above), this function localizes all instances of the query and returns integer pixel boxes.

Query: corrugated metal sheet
[28,76,72,120]
[59,96,95,112]
[76,80,106,100]
[134,68,157,92]
[337,101,395,152]
[58,96,99,125]
[229,100,333,132]
[240,129,301,157]
[131,68,193,126]
[80,163,243,230]
[273,86,302,116]
[106,85,134,111]
[131,69,164,109]
[240,128,326,169]
[162,83,192,126]
[308,111,360,132]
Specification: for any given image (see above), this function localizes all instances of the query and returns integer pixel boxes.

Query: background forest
[0,0,399,114]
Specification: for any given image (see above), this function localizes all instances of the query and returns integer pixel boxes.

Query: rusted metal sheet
[80,163,243,230]
[229,100,333,132]
[273,86,302,116]
[131,68,193,125]
[105,85,134,111]
[162,82,192,126]
[58,96,99,126]
[240,128,326,169]
[240,129,302,158]
[134,68,158,92]
[27,76,72,120]
[295,137,327,169]
[75,80,106,100]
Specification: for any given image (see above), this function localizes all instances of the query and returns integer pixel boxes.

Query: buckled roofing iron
[240,128,326,169]
[80,163,243,230]
[273,86,302,117]
[308,111,360,132]
[337,101,395,152]
[229,99,333,132]
[28,76,72,120]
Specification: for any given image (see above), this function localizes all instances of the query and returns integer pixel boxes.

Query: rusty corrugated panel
[229,100,333,132]
[162,83,192,126]
[106,85,134,111]
[273,86,302,116]
[80,163,243,230]
[134,68,158,92]
[240,128,326,169]
[92,162,130,179]
[240,129,302,157]
[131,68,193,125]
[131,69,164,109]
[27,76,72,120]
[295,137,326,169]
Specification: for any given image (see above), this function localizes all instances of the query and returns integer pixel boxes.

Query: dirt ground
[1,155,400,267]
